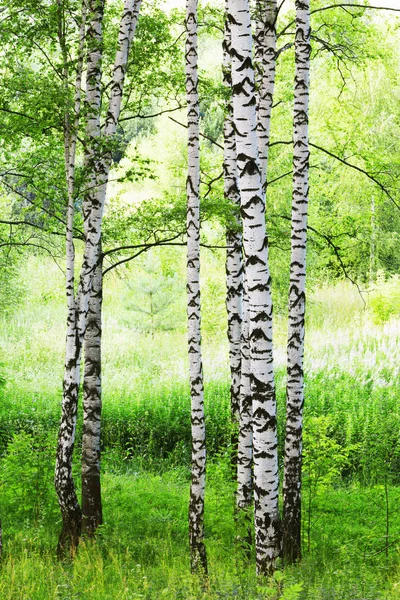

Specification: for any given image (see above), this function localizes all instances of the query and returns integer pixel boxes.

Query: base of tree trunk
[57,510,82,559]
[282,517,301,564]
[190,542,208,576]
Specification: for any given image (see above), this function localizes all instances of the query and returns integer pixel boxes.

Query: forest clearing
[1,0,400,598]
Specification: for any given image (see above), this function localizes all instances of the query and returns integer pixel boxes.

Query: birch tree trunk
[229,0,281,575]
[55,0,88,557]
[186,0,207,575]
[79,0,141,536]
[223,1,243,473]
[236,276,253,543]
[55,0,141,555]
[82,244,103,536]
[283,0,311,565]
[255,0,278,191]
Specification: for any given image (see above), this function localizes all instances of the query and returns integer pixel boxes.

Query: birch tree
[186,0,207,575]
[82,250,103,535]
[223,0,252,542]
[283,0,311,564]
[222,0,243,472]
[55,0,142,554]
[229,0,281,575]
[255,0,278,190]
[55,0,89,555]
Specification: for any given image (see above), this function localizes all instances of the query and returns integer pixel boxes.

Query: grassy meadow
[1,256,400,598]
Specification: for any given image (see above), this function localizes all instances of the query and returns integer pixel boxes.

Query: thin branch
[272,212,366,304]
[116,104,186,124]
[278,3,400,39]
[168,116,224,150]
[268,139,400,211]
[310,142,400,212]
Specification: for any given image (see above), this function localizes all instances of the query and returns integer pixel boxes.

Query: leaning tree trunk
[283,0,311,565]
[223,1,243,474]
[186,0,207,575]
[229,0,281,576]
[82,244,103,536]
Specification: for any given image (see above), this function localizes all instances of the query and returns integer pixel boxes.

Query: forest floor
[1,258,400,598]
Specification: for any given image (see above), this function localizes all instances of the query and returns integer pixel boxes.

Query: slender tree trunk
[55,0,87,557]
[370,195,376,283]
[186,0,207,575]
[79,0,141,537]
[255,0,278,191]
[55,0,141,555]
[223,1,243,474]
[0,518,2,558]
[283,0,311,565]
[229,0,281,576]
[236,276,253,545]
[82,244,103,536]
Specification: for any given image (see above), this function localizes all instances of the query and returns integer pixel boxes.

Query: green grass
[2,258,400,597]
[1,458,400,599]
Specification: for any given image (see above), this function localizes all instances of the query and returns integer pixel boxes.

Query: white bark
[82,248,103,535]
[223,0,243,463]
[55,0,88,555]
[229,0,281,575]
[237,275,253,511]
[283,0,311,564]
[186,0,207,575]
[55,0,142,553]
[255,0,278,190]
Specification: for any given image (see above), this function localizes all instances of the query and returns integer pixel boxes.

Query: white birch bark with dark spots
[228,0,281,575]
[236,276,253,546]
[80,0,141,537]
[255,0,278,190]
[82,245,103,535]
[223,2,243,470]
[55,0,141,554]
[55,0,88,556]
[283,0,311,564]
[186,0,207,575]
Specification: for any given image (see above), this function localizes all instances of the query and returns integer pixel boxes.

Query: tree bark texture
[55,0,91,557]
[236,276,253,546]
[82,245,103,536]
[223,0,243,472]
[55,0,141,555]
[283,0,311,565]
[255,0,278,191]
[229,0,281,575]
[186,0,207,575]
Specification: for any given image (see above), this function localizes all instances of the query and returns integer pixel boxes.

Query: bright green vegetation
[0,0,399,596]
[1,258,400,598]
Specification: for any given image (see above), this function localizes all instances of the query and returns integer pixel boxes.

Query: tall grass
[2,258,400,597]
